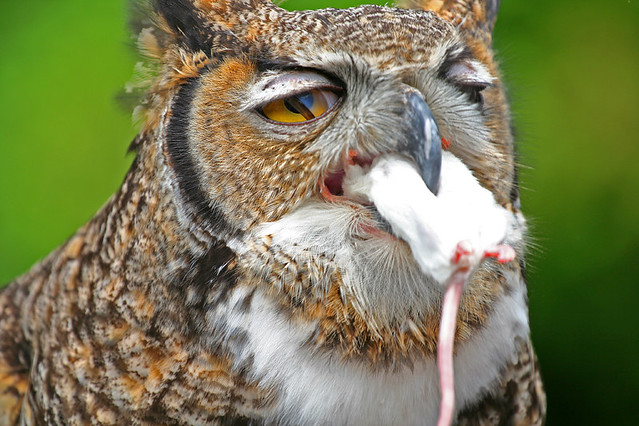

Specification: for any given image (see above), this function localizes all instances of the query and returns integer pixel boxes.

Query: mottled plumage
[0,0,545,424]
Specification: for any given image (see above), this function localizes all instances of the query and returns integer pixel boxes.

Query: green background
[1,1,637,424]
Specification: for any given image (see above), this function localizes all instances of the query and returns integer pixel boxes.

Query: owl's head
[131,0,521,358]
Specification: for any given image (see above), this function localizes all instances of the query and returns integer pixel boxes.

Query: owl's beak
[399,90,442,196]
[320,90,442,203]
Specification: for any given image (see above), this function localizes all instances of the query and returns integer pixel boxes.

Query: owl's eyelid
[444,60,494,90]
[243,71,343,112]
[263,71,335,91]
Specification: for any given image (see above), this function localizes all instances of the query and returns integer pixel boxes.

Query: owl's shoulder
[0,277,33,425]
[457,337,547,426]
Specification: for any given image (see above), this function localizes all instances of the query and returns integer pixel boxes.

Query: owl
[0,0,546,424]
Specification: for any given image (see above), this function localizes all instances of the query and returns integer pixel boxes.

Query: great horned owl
[0,0,546,424]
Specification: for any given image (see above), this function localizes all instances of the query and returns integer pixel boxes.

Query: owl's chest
[219,278,529,425]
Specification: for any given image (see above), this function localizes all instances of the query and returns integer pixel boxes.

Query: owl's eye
[441,58,493,105]
[260,89,340,123]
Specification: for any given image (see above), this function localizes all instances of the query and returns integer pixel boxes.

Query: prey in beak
[341,90,516,426]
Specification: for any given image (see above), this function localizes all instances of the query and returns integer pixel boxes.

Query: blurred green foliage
[1,1,638,424]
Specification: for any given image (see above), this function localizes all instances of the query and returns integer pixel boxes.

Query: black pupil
[284,92,314,114]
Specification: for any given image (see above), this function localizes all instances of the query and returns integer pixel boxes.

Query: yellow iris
[261,89,339,123]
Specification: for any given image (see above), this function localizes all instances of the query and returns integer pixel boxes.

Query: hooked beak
[320,89,442,203]
[399,90,442,196]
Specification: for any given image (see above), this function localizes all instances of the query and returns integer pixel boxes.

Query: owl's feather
[0,0,545,424]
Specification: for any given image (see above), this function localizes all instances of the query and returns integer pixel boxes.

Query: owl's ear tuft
[399,0,500,45]
[131,0,276,61]
[483,0,501,33]
[152,0,213,53]
[125,0,276,135]
[131,0,211,57]
[130,0,217,59]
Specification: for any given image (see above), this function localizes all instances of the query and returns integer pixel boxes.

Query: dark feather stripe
[162,238,240,342]
[166,76,236,236]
